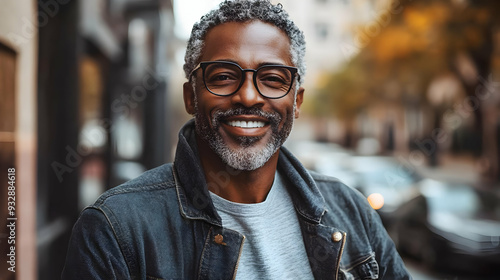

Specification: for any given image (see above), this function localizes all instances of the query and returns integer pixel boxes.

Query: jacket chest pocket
[339,253,379,280]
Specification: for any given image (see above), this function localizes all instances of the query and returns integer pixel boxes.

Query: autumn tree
[314,0,500,179]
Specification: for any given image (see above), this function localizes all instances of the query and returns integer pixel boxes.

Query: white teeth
[228,120,265,128]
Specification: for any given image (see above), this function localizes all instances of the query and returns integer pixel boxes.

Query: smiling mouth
[226,120,266,128]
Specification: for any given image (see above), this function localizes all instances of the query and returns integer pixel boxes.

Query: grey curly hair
[183,0,306,85]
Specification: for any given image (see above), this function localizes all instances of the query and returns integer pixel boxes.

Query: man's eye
[262,75,286,83]
[214,74,231,81]
[206,73,238,85]
[260,75,288,86]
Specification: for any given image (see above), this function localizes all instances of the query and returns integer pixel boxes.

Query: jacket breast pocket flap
[339,253,379,280]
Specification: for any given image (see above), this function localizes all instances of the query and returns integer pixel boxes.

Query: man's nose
[230,72,265,108]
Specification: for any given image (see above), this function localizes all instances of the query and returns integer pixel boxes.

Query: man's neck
[196,135,279,204]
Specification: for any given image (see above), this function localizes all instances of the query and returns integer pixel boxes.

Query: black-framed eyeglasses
[189,61,299,99]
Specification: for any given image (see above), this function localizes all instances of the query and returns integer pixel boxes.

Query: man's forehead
[200,20,292,65]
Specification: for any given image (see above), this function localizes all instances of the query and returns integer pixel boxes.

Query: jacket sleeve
[367,206,412,279]
[61,208,131,280]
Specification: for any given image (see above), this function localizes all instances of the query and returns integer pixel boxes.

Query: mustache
[211,107,282,127]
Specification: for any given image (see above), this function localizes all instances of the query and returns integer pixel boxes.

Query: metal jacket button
[332,232,343,242]
[214,234,227,245]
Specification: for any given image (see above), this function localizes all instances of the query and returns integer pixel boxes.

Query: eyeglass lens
[203,62,294,98]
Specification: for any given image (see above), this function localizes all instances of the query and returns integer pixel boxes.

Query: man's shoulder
[92,163,177,209]
[74,163,185,254]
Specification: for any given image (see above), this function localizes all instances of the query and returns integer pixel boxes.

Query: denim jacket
[62,120,411,280]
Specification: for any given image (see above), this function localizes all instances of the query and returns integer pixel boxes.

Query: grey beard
[194,101,296,171]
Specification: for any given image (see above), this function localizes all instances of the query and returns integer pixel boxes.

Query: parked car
[335,156,500,276]
[396,182,500,277]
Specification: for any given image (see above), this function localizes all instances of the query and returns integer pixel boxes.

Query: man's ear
[294,87,305,119]
[183,82,196,115]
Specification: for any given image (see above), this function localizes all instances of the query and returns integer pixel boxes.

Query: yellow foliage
[371,27,414,62]
[404,9,430,33]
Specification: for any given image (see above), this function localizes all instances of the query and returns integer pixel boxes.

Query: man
[62,0,411,279]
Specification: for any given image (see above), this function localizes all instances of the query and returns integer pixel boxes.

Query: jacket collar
[174,119,326,226]
[278,147,326,224]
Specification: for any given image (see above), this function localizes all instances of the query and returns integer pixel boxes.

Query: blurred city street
[2,0,500,279]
